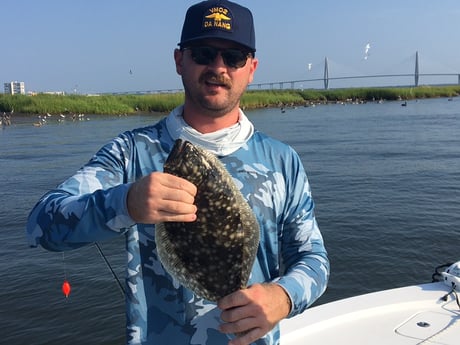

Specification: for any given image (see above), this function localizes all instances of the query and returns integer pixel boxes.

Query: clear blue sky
[3,0,460,94]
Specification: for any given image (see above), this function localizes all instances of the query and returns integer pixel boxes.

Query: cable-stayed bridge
[249,52,460,90]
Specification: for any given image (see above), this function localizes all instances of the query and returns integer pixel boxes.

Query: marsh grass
[1,85,459,115]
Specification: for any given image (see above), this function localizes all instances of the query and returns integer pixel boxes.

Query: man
[26,1,329,344]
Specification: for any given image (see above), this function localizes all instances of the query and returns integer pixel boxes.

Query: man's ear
[248,57,258,84]
[174,49,183,75]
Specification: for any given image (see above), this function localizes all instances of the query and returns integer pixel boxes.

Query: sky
[3,0,460,94]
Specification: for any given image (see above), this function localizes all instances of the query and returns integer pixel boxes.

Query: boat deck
[281,282,459,344]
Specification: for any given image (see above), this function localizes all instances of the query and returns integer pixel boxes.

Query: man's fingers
[127,172,197,224]
[156,209,197,223]
[162,173,197,198]
[156,199,197,217]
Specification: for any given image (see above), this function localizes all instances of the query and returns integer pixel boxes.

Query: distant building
[4,81,25,95]
[42,91,65,96]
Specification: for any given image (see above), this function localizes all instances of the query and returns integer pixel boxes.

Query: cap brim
[179,36,256,52]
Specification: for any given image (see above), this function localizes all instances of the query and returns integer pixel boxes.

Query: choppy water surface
[1,98,459,344]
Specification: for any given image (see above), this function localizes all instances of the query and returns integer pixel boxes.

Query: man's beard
[184,72,241,116]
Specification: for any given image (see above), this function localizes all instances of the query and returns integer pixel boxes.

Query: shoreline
[1,85,459,116]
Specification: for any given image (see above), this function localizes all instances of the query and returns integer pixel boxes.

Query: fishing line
[62,252,71,298]
[94,242,126,297]
[62,252,67,280]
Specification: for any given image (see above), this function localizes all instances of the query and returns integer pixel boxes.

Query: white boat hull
[281,282,459,344]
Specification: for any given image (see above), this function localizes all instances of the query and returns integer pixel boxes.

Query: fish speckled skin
[156,139,260,302]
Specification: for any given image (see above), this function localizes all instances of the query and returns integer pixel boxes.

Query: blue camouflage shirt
[27,109,329,345]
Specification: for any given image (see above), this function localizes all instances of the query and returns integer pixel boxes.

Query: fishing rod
[94,242,126,297]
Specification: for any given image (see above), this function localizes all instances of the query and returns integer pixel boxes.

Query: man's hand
[218,283,291,345]
[127,172,197,224]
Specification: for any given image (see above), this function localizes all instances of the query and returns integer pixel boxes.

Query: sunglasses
[183,46,252,69]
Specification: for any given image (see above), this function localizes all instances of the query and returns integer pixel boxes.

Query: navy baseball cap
[179,0,256,52]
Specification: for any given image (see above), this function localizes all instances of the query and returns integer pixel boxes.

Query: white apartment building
[4,81,25,95]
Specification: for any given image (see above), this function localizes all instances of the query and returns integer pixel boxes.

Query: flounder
[156,139,260,302]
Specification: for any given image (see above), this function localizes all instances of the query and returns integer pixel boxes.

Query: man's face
[175,39,258,118]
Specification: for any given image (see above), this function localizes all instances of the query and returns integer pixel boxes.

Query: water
[1,98,459,344]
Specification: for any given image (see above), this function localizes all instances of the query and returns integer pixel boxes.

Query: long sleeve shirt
[27,109,329,345]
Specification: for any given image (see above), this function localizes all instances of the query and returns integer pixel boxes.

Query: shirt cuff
[105,183,136,231]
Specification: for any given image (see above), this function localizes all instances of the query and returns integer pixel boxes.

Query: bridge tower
[414,51,419,87]
[324,57,329,89]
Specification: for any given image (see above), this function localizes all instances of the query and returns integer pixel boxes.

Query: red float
[62,280,71,298]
